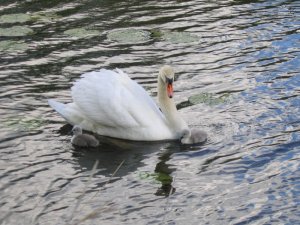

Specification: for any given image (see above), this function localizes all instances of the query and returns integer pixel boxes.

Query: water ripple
[1,0,300,224]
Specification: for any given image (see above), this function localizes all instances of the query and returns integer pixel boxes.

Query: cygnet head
[72,125,82,136]
[181,128,207,144]
[159,65,175,98]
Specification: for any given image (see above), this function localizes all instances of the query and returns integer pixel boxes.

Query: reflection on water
[0,0,300,224]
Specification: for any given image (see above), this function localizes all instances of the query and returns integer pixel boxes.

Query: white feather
[49,69,176,141]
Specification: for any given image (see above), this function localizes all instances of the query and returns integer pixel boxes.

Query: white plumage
[48,65,207,143]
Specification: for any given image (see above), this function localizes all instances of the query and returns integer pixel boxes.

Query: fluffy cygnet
[71,125,99,147]
[181,128,207,144]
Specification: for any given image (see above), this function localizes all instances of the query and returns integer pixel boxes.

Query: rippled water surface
[1,0,300,224]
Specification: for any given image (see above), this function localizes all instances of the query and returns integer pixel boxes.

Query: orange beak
[167,83,173,98]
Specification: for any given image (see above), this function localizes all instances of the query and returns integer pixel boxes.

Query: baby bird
[71,125,99,147]
[181,128,207,144]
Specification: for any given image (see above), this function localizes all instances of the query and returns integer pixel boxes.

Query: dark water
[1,0,300,224]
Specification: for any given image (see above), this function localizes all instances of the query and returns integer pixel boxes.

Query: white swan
[48,65,207,143]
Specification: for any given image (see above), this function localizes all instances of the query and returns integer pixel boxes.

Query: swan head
[72,125,83,136]
[159,65,175,98]
[181,128,207,144]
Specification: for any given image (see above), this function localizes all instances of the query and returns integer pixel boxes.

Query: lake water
[0,0,299,224]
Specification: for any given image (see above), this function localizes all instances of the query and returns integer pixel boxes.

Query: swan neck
[158,76,176,112]
[158,76,187,131]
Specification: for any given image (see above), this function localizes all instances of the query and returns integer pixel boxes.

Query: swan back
[69,68,176,140]
[71,69,164,128]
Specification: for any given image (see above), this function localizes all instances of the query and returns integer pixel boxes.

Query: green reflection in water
[138,171,172,185]
[189,93,231,105]
[0,13,31,23]
[64,28,101,38]
[0,26,33,37]
[0,40,28,52]
[107,28,151,43]
[4,117,46,131]
[31,12,61,22]
[0,12,60,24]
[162,31,199,43]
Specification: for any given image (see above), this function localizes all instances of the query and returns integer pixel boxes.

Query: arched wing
[71,69,165,128]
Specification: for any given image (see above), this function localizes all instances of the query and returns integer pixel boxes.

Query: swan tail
[48,99,76,125]
[48,99,70,121]
[48,99,89,128]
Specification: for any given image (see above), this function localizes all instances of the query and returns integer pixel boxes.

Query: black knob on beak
[166,77,173,85]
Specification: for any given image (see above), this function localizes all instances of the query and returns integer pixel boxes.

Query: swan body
[71,125,99,147]
[49,65,206,143]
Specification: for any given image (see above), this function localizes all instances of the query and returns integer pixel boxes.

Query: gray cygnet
[71,125,99,147]
[181,128,207,144]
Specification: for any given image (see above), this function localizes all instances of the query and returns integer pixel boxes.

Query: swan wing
[71,69,165,128]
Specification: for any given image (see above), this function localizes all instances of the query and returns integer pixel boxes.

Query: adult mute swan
[48,65,207,144]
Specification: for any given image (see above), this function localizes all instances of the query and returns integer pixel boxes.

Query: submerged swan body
[49,66,207,143]
[71,125,99,147]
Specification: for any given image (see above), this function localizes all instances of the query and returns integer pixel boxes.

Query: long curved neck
[158,76,187,132]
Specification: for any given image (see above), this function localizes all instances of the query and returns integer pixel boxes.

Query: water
[0,0,299,224]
